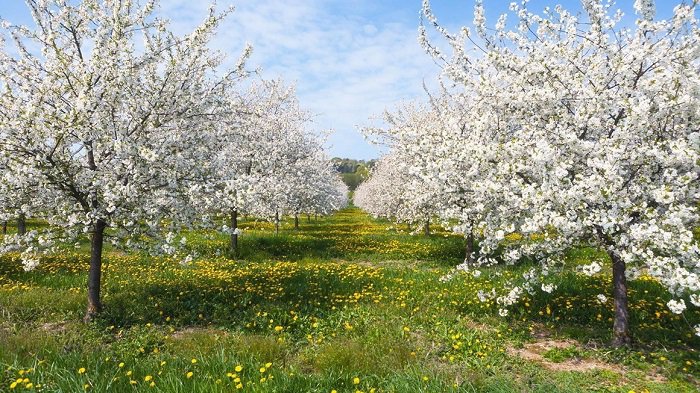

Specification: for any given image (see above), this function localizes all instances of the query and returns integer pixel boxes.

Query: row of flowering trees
[0,0,347,321]
[358,0,700,346]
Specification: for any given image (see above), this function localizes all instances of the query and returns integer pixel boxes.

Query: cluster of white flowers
[579,262,603,277]
[667,299,687,315]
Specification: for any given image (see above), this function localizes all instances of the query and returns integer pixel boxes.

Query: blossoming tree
[419,0,700,345]
[0,0,251,321]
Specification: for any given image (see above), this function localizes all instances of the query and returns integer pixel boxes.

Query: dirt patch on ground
[169,327,230,340]
[507,339,624,373]
[40,321,68,334]
[507,338,667,383]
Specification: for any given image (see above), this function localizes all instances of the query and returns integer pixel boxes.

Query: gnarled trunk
[229,209,238,254]
[84,219,107,322]
[609,250,631,347]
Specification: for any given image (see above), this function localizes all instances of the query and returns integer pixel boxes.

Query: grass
[0,207,698,392]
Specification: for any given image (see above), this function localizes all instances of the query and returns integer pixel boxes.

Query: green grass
[0,208,698,392]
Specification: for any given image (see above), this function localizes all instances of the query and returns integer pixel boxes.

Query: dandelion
[78,367,86,374]
[186,371,194,379]
[235,365,243,372]
[353,377,360,384]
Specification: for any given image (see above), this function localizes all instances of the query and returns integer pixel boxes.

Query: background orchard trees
[364,98,490,254]
[204,79,304,252]
[203,79,347,250]
[354,151,437,235]
[0,0,251,321]
[418,0,700,345]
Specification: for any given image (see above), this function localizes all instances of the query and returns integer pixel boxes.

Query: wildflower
[353,377,360,384]
[78,367,86,374]
[186,371,193,379]
[235,365,243,372]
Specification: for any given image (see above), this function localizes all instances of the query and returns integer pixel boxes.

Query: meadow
[0,208,698,392]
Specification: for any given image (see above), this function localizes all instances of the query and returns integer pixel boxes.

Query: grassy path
[0,208,698,392]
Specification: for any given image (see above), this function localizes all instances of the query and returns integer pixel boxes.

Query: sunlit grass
[0,208,698,392]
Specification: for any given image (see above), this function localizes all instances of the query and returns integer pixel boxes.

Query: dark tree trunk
[315,214,318,221]
[2,221,6,235]
[84,219,107,322]
[307,214,311,223]
[275,212,280,235]
[424,221,430,236]
[17,214,26,235]
[294,214,299,230]
[465,231,475,264]
[229,209,238,254]
[609,250,631,347]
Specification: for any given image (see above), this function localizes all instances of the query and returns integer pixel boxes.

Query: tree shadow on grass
[99,260,384,332]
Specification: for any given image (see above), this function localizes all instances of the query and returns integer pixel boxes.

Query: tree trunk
[465,231,475,264]
[275,212,280,235]
[307,214,311,223]
[229,209,238,254]
[407,222,411,231]
[84,219,107,322]
[424,221,430,236]
[294,214,299,230]
[17,214,26,235]
[609,250,631,347]
[2,221,6,235]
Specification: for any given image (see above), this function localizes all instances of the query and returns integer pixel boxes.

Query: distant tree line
[332,158,376,191]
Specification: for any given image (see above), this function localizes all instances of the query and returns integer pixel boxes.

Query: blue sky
[0,1,689,159]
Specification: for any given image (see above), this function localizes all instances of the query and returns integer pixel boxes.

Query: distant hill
[332,158,376,191]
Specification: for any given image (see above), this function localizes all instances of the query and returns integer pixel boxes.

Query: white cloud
[157,0,439,159]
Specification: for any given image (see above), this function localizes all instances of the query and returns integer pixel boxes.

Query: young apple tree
[0,0,251,321]
[420,0,700,345]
